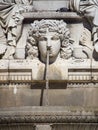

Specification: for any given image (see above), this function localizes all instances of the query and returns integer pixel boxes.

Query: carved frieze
[0,107,98,124]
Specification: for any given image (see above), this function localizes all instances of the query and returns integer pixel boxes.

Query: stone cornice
[22,12,82,20]
[0,107,98,124]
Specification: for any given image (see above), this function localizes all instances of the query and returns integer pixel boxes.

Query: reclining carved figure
[69,0,98,53]
[0,0,33,59]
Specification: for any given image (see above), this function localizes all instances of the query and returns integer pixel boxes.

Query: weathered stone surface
[0,84,98,107]
[33,0,69,10]
[0,0,98,128]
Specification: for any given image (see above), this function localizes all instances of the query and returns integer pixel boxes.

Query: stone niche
[1,0,98,129]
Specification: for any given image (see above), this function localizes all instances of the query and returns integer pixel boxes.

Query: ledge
[0,107,98,124]
[0,59,98,83]
[22,12,82,20]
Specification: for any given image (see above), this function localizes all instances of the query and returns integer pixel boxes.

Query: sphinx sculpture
[0,0,34,59]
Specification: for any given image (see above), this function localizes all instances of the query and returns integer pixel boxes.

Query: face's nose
[47,37,51,50]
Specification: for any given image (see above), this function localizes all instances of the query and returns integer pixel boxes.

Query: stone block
[33,0,69,10]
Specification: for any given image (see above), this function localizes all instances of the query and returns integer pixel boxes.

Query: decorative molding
[23,12,82,20]
[0,107,98,124]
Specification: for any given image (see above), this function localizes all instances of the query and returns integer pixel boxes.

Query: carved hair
[26,20,73,59]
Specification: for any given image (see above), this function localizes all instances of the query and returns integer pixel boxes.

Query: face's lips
[46,53,53,57]
[48,48,53,56]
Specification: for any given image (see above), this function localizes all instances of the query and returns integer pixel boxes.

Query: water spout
[45,38,50,106]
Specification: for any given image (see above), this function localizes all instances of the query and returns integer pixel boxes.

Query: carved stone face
[38,31,61,63]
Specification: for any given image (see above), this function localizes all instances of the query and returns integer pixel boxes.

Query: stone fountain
[0,0,98,129]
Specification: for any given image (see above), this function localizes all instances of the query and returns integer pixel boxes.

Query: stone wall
[0,83,98,107]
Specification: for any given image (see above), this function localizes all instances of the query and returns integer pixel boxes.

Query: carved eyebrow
[39,36,47,41]
[51,35,59,40]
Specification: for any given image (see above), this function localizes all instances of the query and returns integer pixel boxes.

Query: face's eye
[39,37,47,41]
[51,36,59,40]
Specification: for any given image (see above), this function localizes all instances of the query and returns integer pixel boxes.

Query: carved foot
[2,46,15,59]
[0,44,7,55]
[3,55,14,60]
